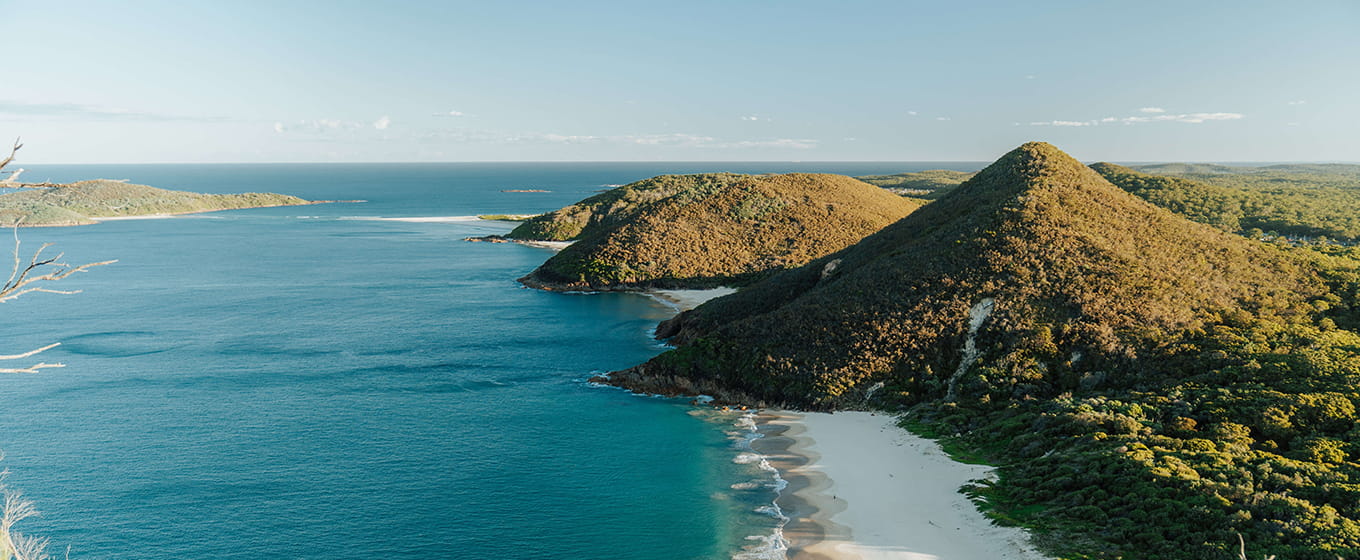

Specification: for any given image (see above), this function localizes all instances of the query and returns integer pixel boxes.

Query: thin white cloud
[535,133,600,144]
[740,115,764,121]
[935,117,950,121]
[1031,120,1095,127]
[1030,111,1244,127]
[727,138,818,149]
[626,133,713,146]
[1128,112,1243,124]
[421,129,817,150]
[276,117,392,134]
[907,111,918,116]
[1025,75,1036,80]
[1139,107,1166,113]
[433,110,466,117]
[1287,100,1307,106]
[0,100,228,122]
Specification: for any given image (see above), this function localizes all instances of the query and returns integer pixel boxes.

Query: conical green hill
[516,172,922,290]
[611,142,1325,408]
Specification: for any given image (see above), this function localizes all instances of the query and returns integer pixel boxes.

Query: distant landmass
[1133,162,1360,178]
[509,172,921,290]
[1098,162,1360,241]
[0,180,314,226]
[605,143,1360,559]
[854,169,974,199]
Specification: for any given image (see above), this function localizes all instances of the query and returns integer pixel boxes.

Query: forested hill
[610,142,1360,559]
[515,173,921,290]
[1095,162,1360,241]
[1133,162,1360,179]
[0,180,312,226]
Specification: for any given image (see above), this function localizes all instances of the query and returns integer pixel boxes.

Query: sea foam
[729,411,791,560]
[340,216,485,223]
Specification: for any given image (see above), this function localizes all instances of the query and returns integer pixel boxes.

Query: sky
[3,0,1357,163]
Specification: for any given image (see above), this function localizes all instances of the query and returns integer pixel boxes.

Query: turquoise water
[0,162,978,559]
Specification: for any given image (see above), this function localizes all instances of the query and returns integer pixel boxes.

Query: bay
[0,161,979,559]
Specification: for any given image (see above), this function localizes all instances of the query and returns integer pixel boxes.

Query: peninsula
[0,179,316,227]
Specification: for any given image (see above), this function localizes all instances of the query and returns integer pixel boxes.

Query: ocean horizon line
[20,159,1359,166]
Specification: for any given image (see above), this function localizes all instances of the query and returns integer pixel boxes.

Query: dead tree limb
[0,139,19,174]
[1,227,116,303]
[0,137,74,189]
[0,343,65,374]
[0,473,52,560]
[0,226,112,373]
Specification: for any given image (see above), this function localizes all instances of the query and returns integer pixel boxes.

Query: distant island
[501,172,921,290]
[0,179,318,227]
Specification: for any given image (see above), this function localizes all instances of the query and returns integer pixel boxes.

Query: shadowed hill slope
[516,173,922,290]
[0,180,311,226]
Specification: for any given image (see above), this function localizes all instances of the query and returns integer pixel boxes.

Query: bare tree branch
[0,343,60,361]
[0,139,20,174]
[0,227,116,303]
[0,364,62,375]
[0,343,64,375]
[0,140,99,558]
[0,138,74,189]
[0,476,51,560]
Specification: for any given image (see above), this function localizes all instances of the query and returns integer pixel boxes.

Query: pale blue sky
[4,0,1356,163]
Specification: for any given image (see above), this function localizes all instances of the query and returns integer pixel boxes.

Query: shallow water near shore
[0,162,977,559]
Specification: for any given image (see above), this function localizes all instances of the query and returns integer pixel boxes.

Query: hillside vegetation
[1134,162,1360,181]
[0,180,311,226]
[1096,163,1360,241]
[610,143,1360,559]
[515,173,921,290]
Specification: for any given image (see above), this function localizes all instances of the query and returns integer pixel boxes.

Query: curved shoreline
[756,411,1049,560]
[750,412,846,560]
[10,199,343,227]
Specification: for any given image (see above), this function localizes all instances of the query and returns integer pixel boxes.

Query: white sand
[648,287,738,311]
[89,214,181,221]
[517,240,574,251]
[774,411,1047,560]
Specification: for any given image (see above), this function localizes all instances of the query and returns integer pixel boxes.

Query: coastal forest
[596,143,1360,559]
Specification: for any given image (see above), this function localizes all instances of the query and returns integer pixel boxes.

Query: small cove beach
[644,287,1049,559]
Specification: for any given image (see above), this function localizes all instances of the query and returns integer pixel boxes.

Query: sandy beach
[649,287,738,311]
[755,411,1047,560]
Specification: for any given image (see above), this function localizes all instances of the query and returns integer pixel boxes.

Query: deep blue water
[0,162,981,559]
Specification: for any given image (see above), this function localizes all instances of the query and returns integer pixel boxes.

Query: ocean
[0,162,980,559]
